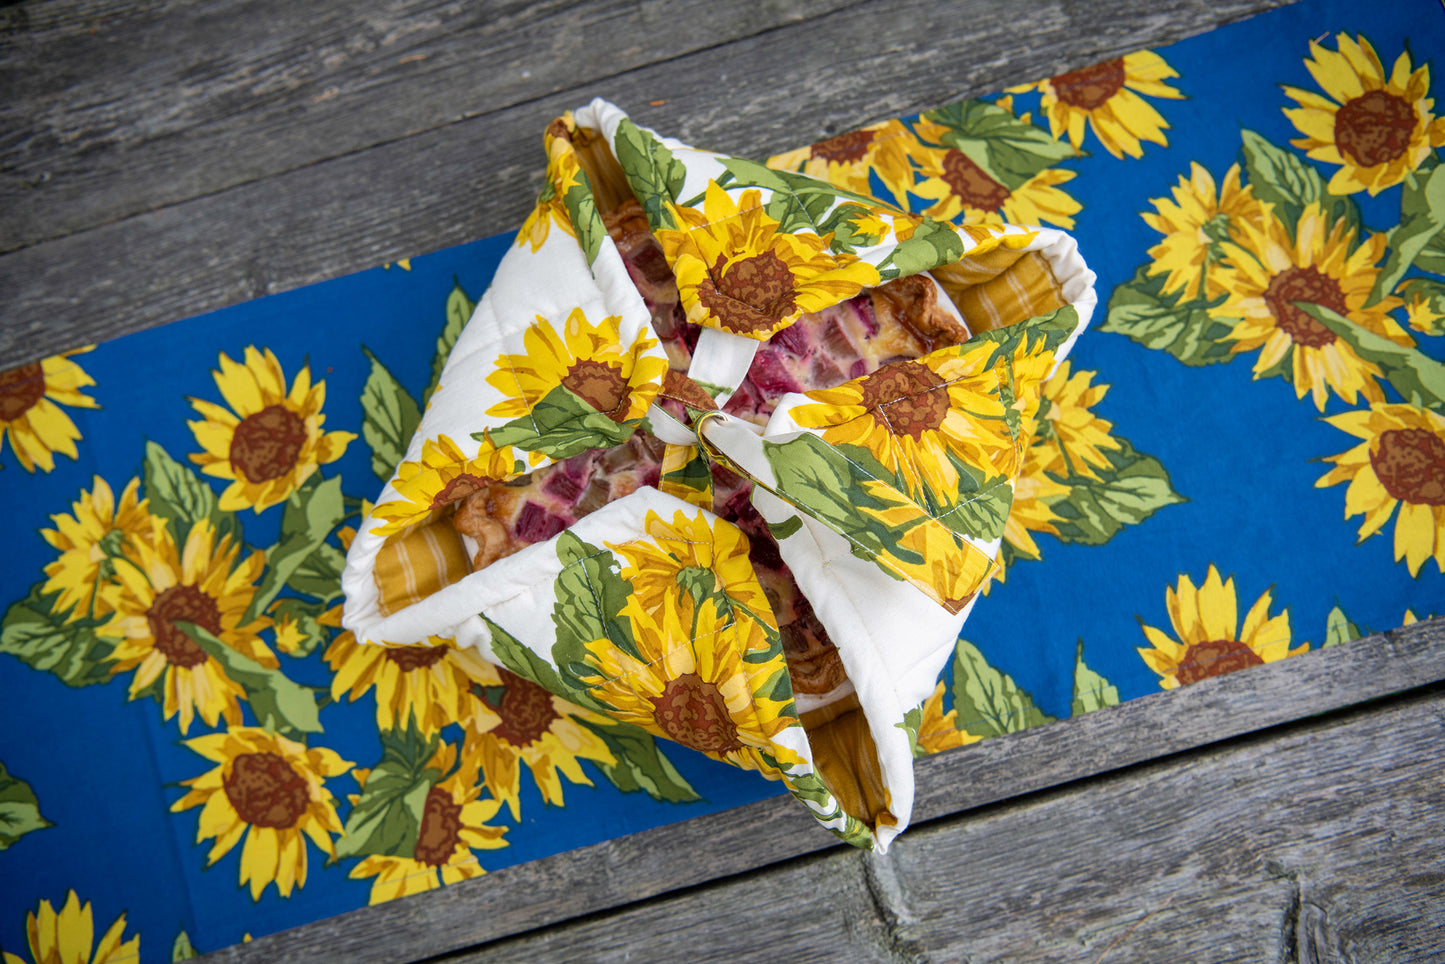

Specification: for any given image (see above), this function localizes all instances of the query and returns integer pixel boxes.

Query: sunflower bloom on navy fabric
[1209,201,1411,410]
[347,741,508,905]
[1137,565,1305,689]
[1142,162,1267,302]
[101,519,274,734]
[40,476,158,623]
[171,727,352,901]
[325,631,494,736]
[460,661,618,820]
[1014,50,1185,159]
[188,346,355,513]
[1316,403,1445,576]
[0,348,99,473]
[1282,33,1445,196]
[1,890,139,964]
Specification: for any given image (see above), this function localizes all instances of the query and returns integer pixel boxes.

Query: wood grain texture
[879,690,1445,963]
[0,0,864,252]
[196,618,1445,964]
[392,686,1445,963]
[0,0,1295,369]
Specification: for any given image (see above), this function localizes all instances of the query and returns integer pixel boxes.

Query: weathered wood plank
[455,852,902,964]
[413,686,1445,963]
[196,617,1445,964]
[877,690,1445,963]
[0,0,1296,370]
[0,0,864,252]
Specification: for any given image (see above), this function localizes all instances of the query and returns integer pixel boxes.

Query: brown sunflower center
[223,751,310,829]
[650,672,741,754]
[700,251,799,334]
[230,404,307,484]
[146,584,221,668]
[811,130,875,164]
[1174,638,1264,685]
[1334,89,1417,168]
[1262,266,1346,348]
[384,644,448,672]
[480,669,560,747]
[413,785,463,867]
[0,362,46,422]
[562,359,630,421]
[1371,427,1445,506]
[941,149,1012,211]
[1052,58,1127,110]
[859,360,950,440]
[432,473,487,509]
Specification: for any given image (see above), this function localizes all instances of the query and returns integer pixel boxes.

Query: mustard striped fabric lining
[934,248,1066,333]
[374,520,472,617]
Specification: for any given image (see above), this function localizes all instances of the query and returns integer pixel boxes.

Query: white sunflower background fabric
[339,99,1096,849]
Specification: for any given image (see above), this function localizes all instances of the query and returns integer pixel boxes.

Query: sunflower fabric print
[339,96,1096,853]
[1,0,1442,959]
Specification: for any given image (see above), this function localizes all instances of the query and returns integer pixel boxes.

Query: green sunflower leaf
[974,303,1082,367]
[877,218,966,279]
[142,441,244,550]
[658,445,712,494]
[574,718,702,803]
[932,467,1013,543]
[1369,157,1445,307]
[899,704,925,759]
[244,474,347,624]
[480,615,596,709]
[0,583,117,687]
[1323,604,1367,648]
[550,531,640,685]
[1397,277,1445,336]
[1238,128,1361,240]
[763,434,888,556]
[950,638,1055,738]
[179,622,323,738]
[1416,231,1445,275]
[483,385,635,460]
[283,540,348,604]
[0,761,53,850]
[1101,264,1236,366]
[615,118,689,231]
[562,178,607,266]
[1294,301,1445,409]
[762,179,843,238]
[334,721,441,861]
[426,280,474,404]
[768,515,804,540]
[171,931,199,961]
[359,346,422,482]
[1070,639,1120,715]
[922,99,1076,190]
[1047,436,1186,546]
[817,203,889,254]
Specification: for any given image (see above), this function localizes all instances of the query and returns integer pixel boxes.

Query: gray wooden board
[0,0,1295,368]
[0,0,864,252]
[197,617,1445,964]
[403,685,1445,963]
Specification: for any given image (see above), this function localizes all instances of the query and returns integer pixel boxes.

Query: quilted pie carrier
[341,99,1096,851]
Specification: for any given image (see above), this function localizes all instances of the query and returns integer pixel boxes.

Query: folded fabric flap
[341,98,1097,850]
